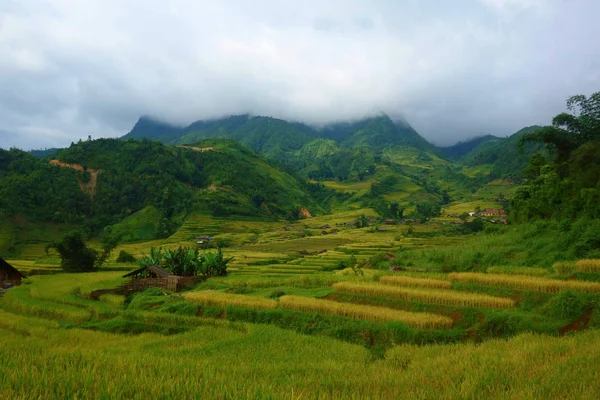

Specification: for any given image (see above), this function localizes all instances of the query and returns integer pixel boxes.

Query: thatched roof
[123,265,173,279]
[0,258,25,279]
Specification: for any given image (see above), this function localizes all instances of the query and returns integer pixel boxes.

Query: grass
[185,291,277,310]
[450,272,600,293]
[279,295,453,328]
[3,307,600,399]
[333,282,515,309]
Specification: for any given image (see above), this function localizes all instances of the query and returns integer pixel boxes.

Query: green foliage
[0,149,89,223]
[414,202,441,219]
[138,246,233,277]
[514,91,600,222]
[116,250,137,263]
[459,126,544,180]
[542,291,587,321]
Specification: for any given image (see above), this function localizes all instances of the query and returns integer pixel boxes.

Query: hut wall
[126,276,201,292]
[128,278,169,291]
[0,270,22,287]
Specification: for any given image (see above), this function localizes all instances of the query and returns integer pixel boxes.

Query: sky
[1,0,600,150]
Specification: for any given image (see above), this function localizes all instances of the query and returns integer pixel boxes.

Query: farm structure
[122,265,200,292]
[0,258,25,288]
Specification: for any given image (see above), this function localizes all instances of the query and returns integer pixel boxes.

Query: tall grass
[379,275,452,290]
[449,272,600,293]
[332,282,515,309]
[279,295,452,328]
[575,259,600,272]
[2,309,600,399]
[185,291,277,310]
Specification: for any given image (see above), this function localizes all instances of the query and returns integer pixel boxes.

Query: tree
[46,231,96,272]
[521,92,600,163]
[388,202,405,220]
[415,202,441,220]
[46,230,120,272]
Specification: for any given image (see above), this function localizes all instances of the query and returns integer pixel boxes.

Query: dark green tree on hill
[46,231,119,272]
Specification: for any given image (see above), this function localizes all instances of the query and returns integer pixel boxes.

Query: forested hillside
[458,126,545,180]
[0,138,328,246]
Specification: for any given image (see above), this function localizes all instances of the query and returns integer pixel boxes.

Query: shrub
[116,250,137,263]
[542,291,586,321]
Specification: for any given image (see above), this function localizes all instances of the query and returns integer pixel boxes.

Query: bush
[116,250,137,263]
[542,291,586,321]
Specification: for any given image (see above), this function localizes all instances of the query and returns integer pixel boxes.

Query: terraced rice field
[279,295,452,328]
[449,272,600,293]
[333,282,515,309]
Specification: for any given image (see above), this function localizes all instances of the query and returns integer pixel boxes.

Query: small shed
[123,265,199,292]
[123,265,173,279]
[0,258,25,288]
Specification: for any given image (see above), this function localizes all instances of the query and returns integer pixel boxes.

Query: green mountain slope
[442,135,499,159]
[321,114,436,152]
[122,113,437,158]
[460,126,544,180]
[0,138,326,254]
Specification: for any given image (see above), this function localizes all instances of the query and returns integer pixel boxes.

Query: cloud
[1,0,599,149]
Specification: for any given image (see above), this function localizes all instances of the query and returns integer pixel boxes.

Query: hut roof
[123,265,173,278]
[0,258,25,279]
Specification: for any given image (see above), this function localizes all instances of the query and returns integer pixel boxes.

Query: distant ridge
[442,135,499,159]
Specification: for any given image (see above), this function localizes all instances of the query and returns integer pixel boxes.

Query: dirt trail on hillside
[49,160,102,198]
[177,145,221,153]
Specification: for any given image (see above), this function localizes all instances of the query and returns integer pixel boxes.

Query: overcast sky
[1,0,599,150]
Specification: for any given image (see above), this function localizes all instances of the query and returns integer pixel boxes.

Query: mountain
[29,148,61,158]
[442,135,499,159]
[459,126,545,180]
[123,115,317,160]
[320,114,437,152]
[122,113,437,158]
[0,138,326,252]
[124,116,182,142]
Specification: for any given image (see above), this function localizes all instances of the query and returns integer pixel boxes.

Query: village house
[0,258,25,288]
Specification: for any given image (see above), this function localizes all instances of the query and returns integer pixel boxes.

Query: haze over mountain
[2,1,600,150]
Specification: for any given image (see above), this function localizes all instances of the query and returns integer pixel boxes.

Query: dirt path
[49,160,103,198]
[560,309,593,336]
[177,145,220,153]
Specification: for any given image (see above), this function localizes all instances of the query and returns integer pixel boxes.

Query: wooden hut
[0,258,25,288]
[123,265,199,292]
